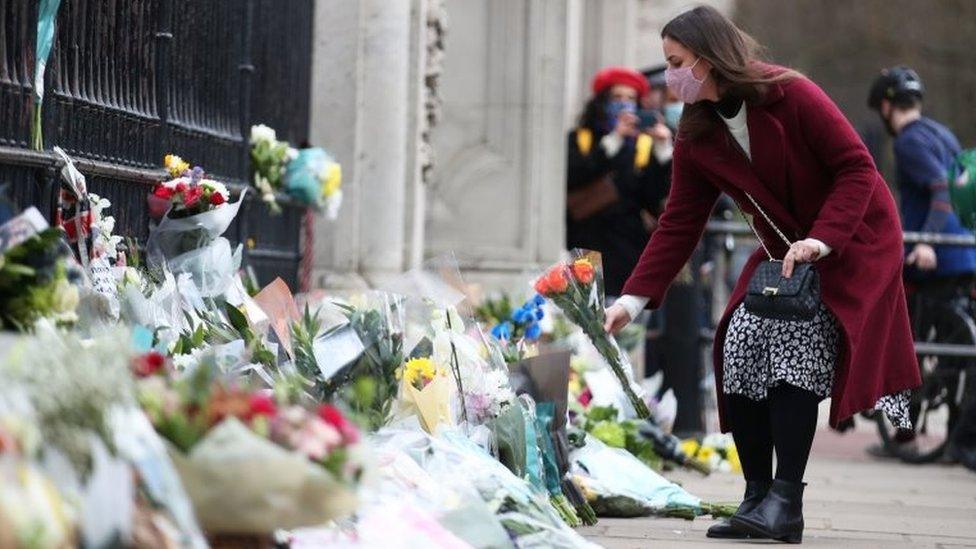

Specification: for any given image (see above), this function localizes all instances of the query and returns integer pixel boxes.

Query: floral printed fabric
[723,303,912,429]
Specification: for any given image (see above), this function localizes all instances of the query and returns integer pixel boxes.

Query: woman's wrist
[614,295,649,321]
[801,238,831,259]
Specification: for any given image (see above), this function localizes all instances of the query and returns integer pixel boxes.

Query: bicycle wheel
[876,301,972,463]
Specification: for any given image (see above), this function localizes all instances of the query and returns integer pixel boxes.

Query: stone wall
[424,0,574,288]
[306,0,741,288]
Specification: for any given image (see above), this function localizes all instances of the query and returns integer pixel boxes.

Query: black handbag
[738,192,821,322]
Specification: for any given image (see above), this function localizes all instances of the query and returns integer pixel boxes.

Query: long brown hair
[661,6,798,140]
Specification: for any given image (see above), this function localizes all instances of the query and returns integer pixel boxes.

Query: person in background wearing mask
[638,64,679,228]
[866,66,976,458]
[566,66,673,298]
[605,6,919,543]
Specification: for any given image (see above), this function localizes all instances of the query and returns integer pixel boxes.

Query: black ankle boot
[705,479,772,539]
[730,479,805,543]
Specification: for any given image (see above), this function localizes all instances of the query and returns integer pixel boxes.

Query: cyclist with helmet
[868,66,976,280]
[867,66,976,458]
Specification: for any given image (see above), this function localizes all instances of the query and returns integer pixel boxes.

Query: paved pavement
[580,426,976,548]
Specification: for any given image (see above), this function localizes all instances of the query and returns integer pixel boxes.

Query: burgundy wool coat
[622,71,921,431]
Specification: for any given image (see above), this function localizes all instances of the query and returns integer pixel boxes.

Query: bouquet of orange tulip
[534,250,650,419]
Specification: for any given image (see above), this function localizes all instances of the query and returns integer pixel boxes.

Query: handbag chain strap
[735,192,794,261]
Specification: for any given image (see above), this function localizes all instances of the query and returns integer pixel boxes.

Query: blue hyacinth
[525,322,542,341]
[512,307,530,324]
[491,322,512,341]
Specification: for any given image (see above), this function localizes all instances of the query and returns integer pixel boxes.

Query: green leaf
[225,302,250,333]
[589,420,627,448]
[585,405,619,424]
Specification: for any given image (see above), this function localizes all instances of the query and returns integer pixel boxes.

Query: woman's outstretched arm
[620,144,719,309]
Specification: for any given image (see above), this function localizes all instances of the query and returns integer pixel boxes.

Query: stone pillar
[568,0,640,116]
[426,0,573,288]
[308,0,429,288]
[308,0,365,288]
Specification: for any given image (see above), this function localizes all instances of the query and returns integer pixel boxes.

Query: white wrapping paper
[167,418,356,534]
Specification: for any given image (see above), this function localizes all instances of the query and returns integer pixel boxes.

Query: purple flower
[190,166,204,184]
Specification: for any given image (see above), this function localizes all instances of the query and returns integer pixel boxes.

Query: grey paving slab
[581,430,976,548]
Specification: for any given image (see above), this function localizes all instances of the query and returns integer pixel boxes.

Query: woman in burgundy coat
[605,6,921,544]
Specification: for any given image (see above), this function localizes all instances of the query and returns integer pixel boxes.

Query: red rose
[132,351,166,378]
[183,185,204,207]
[153,185,174,199]
[174,182,188,193]
[210,191,226,206]
[246,394,278,420]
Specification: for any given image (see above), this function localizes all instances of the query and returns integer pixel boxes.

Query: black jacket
[566,128,670,296]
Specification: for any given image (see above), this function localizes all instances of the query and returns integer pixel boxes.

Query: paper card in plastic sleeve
[0,206,48,252]
[89,255,115,295]
[312,324,365,380]
[110,407,207,549]
[79,439,135,548]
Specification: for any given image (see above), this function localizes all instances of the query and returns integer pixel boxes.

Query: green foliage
[291,304,323,386]
[319,302,404,431]
[473,293,516,326]
[250,136,292,191]
[589,421,627,448]
[583,405,663,472]
[170,299,277,370]
[0,229,76,331]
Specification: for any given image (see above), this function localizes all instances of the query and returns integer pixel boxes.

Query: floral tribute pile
[0,150,737,548]
[148,155,230,219]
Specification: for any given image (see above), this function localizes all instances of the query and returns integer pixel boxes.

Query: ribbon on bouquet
[31,0,63,150]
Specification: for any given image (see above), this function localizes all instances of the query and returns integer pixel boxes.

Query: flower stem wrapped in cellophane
[534,250,650,419]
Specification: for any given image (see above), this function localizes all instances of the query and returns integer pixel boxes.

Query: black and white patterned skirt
[723,303,912,429]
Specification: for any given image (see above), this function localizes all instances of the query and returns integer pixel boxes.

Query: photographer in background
[566,66,673,297]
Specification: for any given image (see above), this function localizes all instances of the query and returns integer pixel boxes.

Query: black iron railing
[0,0,314,288]
[698,220,976,358]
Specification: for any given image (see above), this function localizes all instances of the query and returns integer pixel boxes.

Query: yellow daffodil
[697,446,717,462]
[680,439,700,458]
[164,154,190,178]
[322,163,342,197]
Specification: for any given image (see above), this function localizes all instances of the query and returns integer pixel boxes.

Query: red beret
[591,66,650,98]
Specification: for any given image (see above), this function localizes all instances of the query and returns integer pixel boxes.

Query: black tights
[725,384,820,482]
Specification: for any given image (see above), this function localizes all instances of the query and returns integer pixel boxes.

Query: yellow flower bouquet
[396,357,453,434]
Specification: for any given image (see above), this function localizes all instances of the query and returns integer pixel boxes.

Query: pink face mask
[665,57,707,104]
